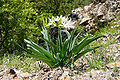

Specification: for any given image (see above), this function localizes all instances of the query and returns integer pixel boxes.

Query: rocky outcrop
[68,0,120,31]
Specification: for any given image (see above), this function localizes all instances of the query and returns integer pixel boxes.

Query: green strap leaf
[69,37,87,57]
[58,29,62,51]
[73,46,100,62]
[60,30,71,40]
[59,30,71,58]
[71,35,103,55]
[24,39,56,62]
[41,38,58,49]
[27,53,55,68]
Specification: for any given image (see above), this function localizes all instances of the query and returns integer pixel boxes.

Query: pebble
[106,62,120,69]
[59,71,71,80]
[9,69,16,74]
[20,72,29,79]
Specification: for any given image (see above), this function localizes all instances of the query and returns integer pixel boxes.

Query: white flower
[46,15,75,29]
[52,15,63,21]
[46,18,54,26]
[46,15,63,26]
[60,17,75,29]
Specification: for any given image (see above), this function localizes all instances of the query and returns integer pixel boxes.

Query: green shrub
[0,0,93,54]
[0,0,41,53]
[35,0,93,16]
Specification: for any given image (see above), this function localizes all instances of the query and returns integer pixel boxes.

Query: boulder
[68,0,120,32]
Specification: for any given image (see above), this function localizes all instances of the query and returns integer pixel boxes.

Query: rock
[67,0,120,33]
[105,53,112,58]
[68,13,79,20]
[97,3,107,14]
[84,5,92,12]
[9,69,16,74]
[74,62,80,67]
[106,15,114,21]
[106,62,120,68]
[113,46,118,53]
[11,74,17,79]
[118,48,120,51]
[100,0,106,3]
[114,53,120,61]
[0,72,4,78]
[90,69,97,76]
[80,17,91,25]
[59,71,71,80]
[72,7,83,14]
[97,12,104,17]
[43,68,50,72]
[20,72,29,79]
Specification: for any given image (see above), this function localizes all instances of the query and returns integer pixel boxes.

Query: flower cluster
[46,15,75,30]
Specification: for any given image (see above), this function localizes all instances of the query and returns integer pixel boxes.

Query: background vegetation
[0,0,93,54]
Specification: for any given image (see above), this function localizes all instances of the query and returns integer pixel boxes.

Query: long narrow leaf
[59,30,71,58]
[41,38,59,57]
[71,26,77,38]
[41,26,49,52]
[60,30,71,40]
[27,53,55,68]
[73,46,100,62]
[71,35,103,55]
[42,38,58,49]
[59,27,78,64]
[58,29,62,51]
[68,37,87,57]
[16,42,54,66]
[68,26,77,52]
[28,47,51,61]
[71,32,80,50]
[24,39,56,62]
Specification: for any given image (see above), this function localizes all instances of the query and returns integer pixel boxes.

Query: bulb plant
[17,25,103,68]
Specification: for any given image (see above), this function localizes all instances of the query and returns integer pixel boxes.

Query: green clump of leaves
[17,26,103,68]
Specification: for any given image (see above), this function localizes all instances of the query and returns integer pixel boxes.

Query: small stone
[111,73,115,77]
[11,74,17,79]
[90,69,97,76]
[84,5,91,12]
[106,62,120,68]
[118,48,120,51]
[74,62,80,67]
[59,71,70,80]
[73,70,78,74]
[114,53,120,61]
[112,46,118,53]
[9,69,16,74]
[105,53,111,58]
[20,72,29,78]
[97,12,104,17]
[0,72,4,77]
[100,0,106,3]
[43,68,50,72]
[80,17,91,25]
